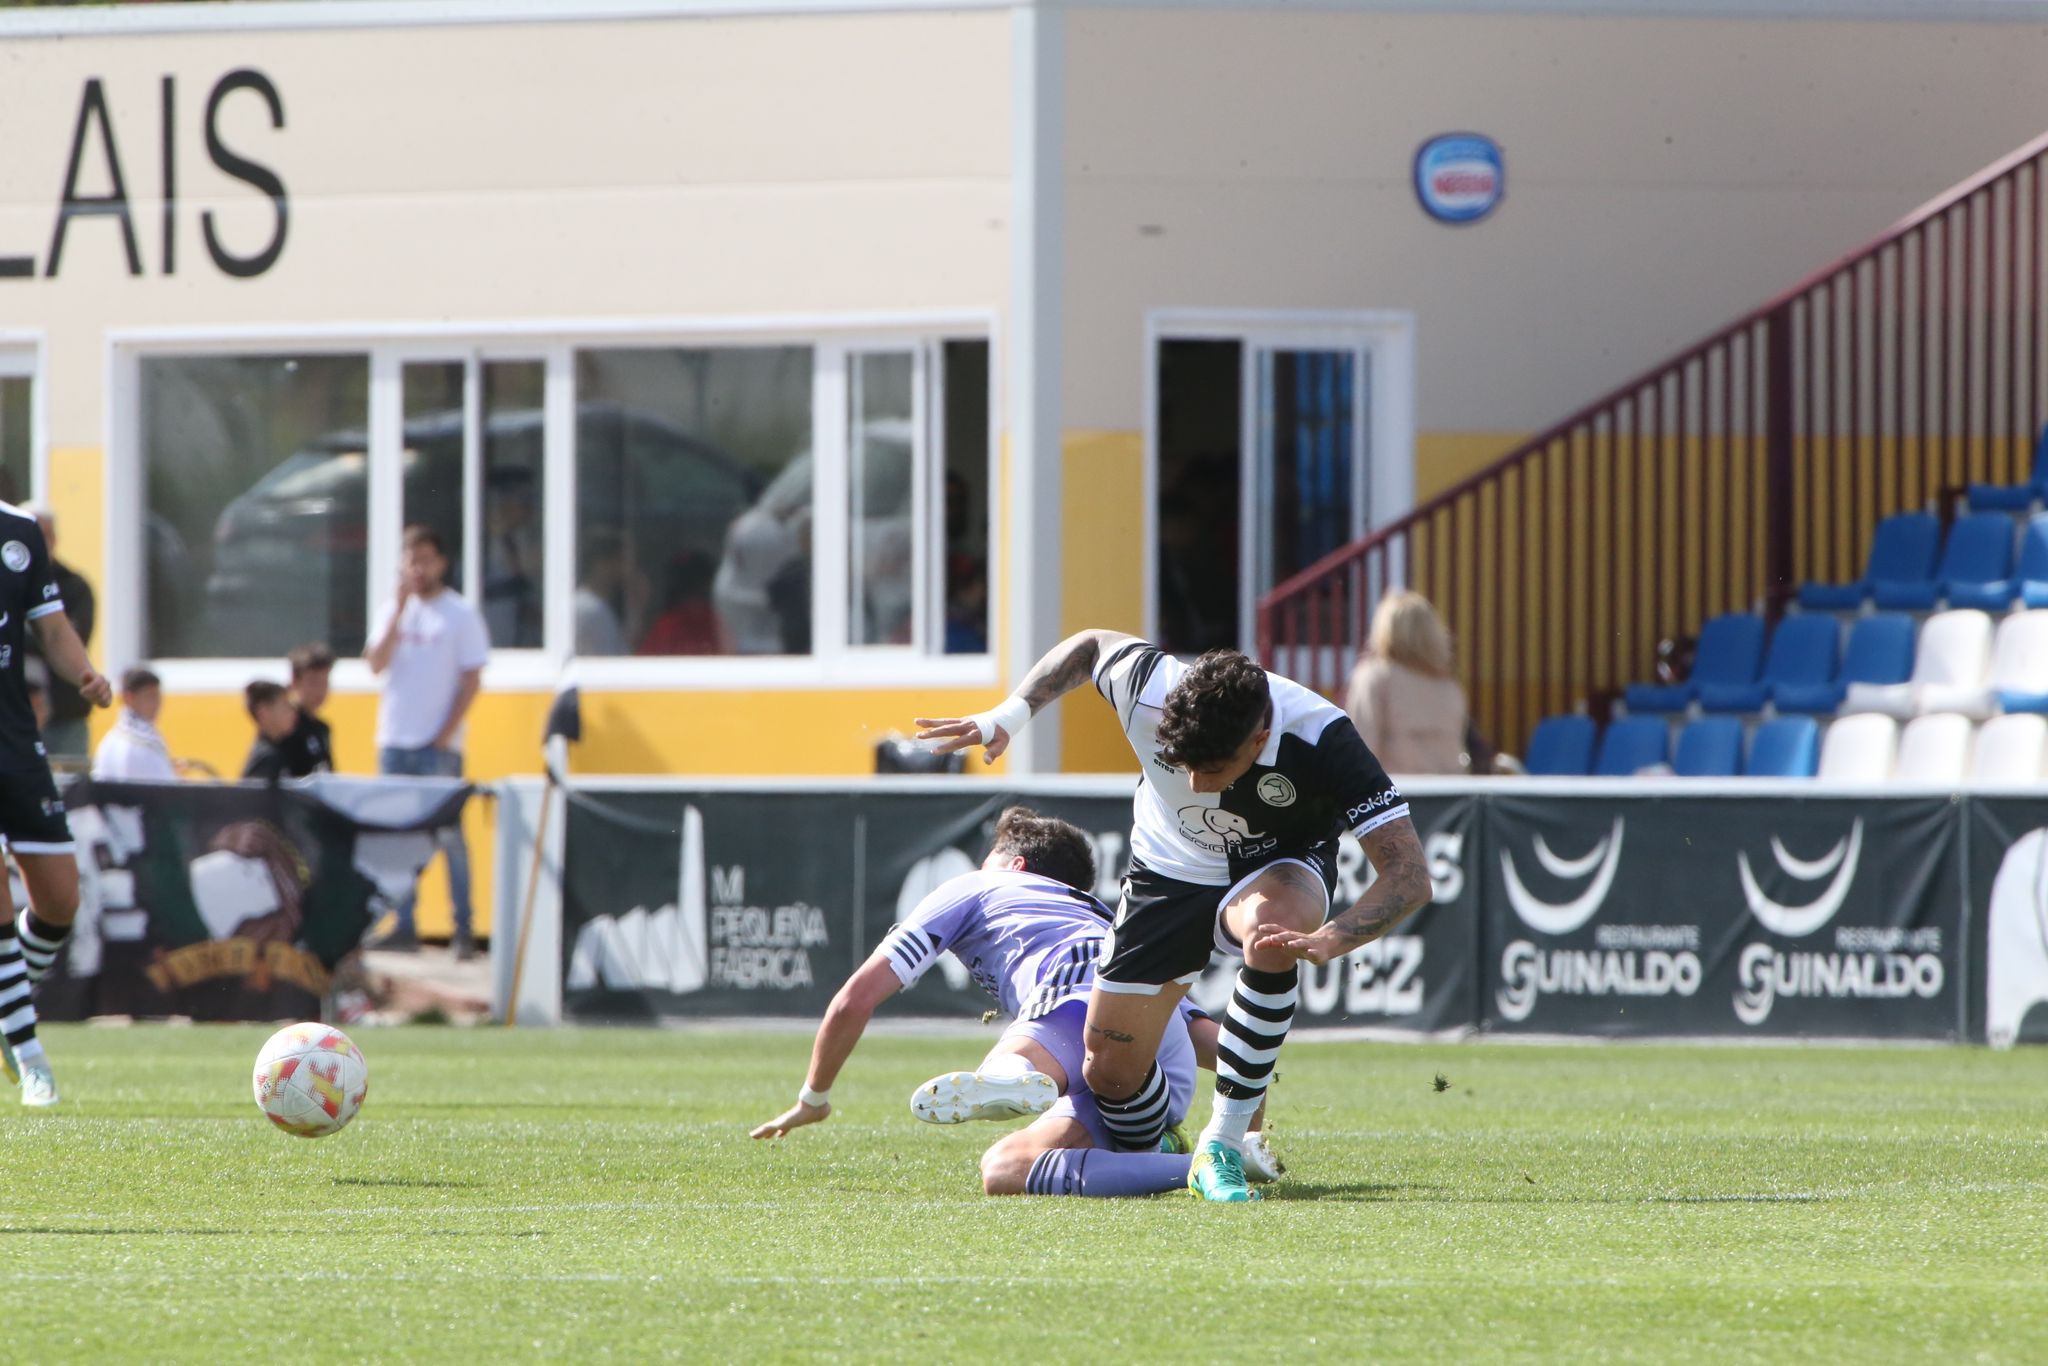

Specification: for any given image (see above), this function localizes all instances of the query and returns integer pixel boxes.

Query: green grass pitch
[6,1023,2045,1362]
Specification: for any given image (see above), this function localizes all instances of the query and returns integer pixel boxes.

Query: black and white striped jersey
[1093,639,1409,886]
[876,868,1113,1020]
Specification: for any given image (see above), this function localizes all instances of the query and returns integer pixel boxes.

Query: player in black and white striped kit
[919,630,1432,1202]
[0,502,113,1106]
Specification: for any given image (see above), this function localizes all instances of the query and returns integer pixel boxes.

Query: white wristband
[972,697,1032,747]
[799,1084,831,1108]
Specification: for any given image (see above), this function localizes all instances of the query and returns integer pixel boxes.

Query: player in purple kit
[919,631,1433,1202]
[750,807,1274,1198]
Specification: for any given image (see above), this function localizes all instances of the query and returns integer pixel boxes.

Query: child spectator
[241,681,304,783]
[283,643,336,774]
[92,668,180,781]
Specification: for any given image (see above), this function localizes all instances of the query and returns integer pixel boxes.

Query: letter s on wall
[203,69,287,278]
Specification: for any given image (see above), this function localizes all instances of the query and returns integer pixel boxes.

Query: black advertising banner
[1482,793,1962,1038]
[1965,797,2048,1046]
[559,790,861,1019]
[48,776,470,1022]
[561,784,1479,1031]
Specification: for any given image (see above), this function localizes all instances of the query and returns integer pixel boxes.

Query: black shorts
[0,766,73,855]
[1098,847,1338,991]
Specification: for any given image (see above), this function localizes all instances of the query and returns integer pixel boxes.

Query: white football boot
[20,1058,57,1108]
[1240,1129,1285,1183]
[910,1069,1058,1125]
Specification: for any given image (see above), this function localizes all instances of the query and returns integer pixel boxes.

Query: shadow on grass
[1260,1182,1431,1203]
[1260,1186,1834,1206]
[0,1226,239,1236]
[332,1176,479,1190]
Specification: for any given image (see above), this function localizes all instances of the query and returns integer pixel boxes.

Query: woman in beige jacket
[1344,590,1469,775]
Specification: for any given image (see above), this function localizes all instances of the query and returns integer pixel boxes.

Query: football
[252,1023,369,1138]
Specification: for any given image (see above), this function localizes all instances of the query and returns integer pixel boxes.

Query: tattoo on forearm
[1018,634,1103,715]
[1088,1025,1135,1044]
[1328,820,1431,947]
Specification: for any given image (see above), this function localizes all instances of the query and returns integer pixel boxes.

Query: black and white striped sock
[16,910,67,986]
[1094,1061,1172,1152]
[1201,964,1299,1150]
[0,914,41,1063]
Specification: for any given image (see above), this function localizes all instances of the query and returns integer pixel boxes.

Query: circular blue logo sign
[1414,133,1504,225]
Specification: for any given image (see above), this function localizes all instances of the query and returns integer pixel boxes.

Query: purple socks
[1024,1147,1191,1198]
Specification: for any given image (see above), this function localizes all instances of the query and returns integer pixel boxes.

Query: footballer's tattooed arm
[1013,629,1138,715]
[915,629,1139,758]
[1252,817,1432,967]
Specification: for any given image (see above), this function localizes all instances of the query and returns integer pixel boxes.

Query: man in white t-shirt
[91,668,182,782]
[364,525,490,957]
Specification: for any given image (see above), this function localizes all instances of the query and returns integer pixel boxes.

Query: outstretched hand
[1251,922,1349,968]
[750,1098,830,1140]
[913,717,1009,764]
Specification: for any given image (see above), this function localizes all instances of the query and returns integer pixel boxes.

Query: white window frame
[0,332,48,504]
[105,312,1001,696]
[1142,308,1417,651]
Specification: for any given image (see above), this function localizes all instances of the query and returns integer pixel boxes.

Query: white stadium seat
[1894,712,1973,783]
[1971,713,2048,783]
[1845,609,1993,718]
[1989,609,2048,696]
[1817,712,1899,782]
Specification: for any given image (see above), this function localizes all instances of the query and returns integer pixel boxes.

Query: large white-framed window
[1144,310,1416,654]
[107,316,999,694]
[0,336,44,507]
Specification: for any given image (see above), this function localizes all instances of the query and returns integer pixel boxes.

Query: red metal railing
[1258,128,2048,756]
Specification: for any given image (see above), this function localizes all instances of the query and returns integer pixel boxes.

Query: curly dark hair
[1157,650,1272,770]
[989,806,1097,893]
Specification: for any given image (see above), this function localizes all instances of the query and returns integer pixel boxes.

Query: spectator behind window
[1344,590,1469,776]
[284,642,336,775]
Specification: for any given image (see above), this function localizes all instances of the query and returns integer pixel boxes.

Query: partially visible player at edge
[750,806,1266,1198]
[0,501,114,1106]
[918,631,1432,1202]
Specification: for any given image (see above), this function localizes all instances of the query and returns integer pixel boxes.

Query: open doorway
[1149,313,1413,655]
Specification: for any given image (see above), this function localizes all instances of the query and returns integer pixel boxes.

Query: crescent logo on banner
[1501,819,1624,935]
[1984,827,2048,1048]
[1737,820,1863,937]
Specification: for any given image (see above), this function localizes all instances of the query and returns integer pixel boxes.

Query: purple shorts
[995,997,1200,1150]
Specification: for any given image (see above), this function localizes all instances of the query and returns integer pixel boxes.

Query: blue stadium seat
[1770,613,1915,713]
[2018,515,2048,609]
[1746,716,1820,777]
[1938,512,2020,610]
[1625,613,1765,713]
[1701,614,1838,713]
[1967,427,2048,511]
[1798,511,1939,610]
[1673,717,1742,777]
[1524,714,1596,776]
[1595,716,1671,776]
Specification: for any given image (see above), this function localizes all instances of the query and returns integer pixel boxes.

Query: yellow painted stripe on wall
[1059,430,1145,774]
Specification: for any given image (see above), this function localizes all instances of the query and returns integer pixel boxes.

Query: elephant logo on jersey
[0,542,27,574]
[1256,774,1297,807]
[1501,818,1624,935]
[1176,805,1272,856]
[1736,820,1863,937]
